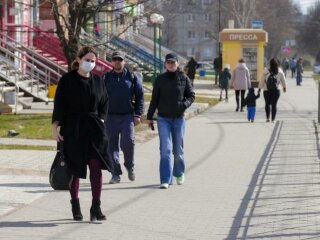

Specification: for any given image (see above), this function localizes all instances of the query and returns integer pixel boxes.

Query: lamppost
[150,13,164,80]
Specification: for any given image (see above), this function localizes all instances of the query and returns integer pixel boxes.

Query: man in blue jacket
[146,53,195,189]
[104,51,144,184]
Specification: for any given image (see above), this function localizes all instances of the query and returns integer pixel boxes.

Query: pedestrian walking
[146,53,195,189]
[94,23,101,38]
[290,57,296,78]
[52,46,113,221]
[258,58,286,123]
[243,87,260,122]
[185,56,200,86]
[219,64,231,102]
[296,58,303,86]
[104,50,144,184]
[282,58,290,77]
[213,53,223,85]
[230,58,251,112]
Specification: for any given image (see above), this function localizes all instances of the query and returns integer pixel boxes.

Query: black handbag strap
[57,141,64,156]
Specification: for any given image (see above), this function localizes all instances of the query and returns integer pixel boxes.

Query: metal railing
[131,32,188,65]
[111,36,162,69]
[0,36,63,102]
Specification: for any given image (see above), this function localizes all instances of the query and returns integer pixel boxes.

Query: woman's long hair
[269,58,279,74]
[71,46,97,70]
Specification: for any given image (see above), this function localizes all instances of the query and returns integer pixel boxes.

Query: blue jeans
[296,73,302,85]
[157,116,185,184]
[247,107,256,121]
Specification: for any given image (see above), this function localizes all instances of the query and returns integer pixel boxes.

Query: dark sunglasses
[112,57,124,62]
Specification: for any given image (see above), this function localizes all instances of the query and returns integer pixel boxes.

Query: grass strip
[0,144,56,151]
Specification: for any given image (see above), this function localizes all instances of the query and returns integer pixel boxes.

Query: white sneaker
[176,174,185,185]
[160,183,169,189]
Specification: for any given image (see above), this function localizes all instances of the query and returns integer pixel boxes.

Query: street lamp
[150,13,164,80]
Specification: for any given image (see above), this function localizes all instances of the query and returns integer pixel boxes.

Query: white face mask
[80,61,95,73]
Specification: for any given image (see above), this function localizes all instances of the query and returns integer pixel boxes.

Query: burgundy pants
[70,158,102,200]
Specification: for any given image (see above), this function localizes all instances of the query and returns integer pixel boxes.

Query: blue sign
[251,20,263,29]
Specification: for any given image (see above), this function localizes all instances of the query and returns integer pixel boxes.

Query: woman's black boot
[90,199,106,221]
[70,199,83,221]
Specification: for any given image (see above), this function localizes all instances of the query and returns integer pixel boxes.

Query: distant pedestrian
[290,57,296,78]
[282,58,290,77]
[213,53,222,85]
[104,50,144,184]
[219,64,231,102]
[296,58,303,86]
[258,58,286,123]
[230,58,251,112]
[146,53,195,189]
[185,56,200,86]
[94,23,101,38]
[243,87,260,122]
[52,46,113,221]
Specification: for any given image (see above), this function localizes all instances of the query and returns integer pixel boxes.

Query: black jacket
[147,70,195,119]
[52,70,113,178]
[243,92,260,107]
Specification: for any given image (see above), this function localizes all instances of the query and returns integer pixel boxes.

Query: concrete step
[1,86,15,92]
[18,97,34,109]
[8,103,23,113]
[0,101,13,114]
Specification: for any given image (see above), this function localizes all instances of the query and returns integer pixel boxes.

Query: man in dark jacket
[104,50,144,184]
[213,53,222,85]
[146,53,195,189]
[185,56,199,86]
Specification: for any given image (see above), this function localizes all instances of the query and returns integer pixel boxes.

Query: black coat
[52,70,113,178]
[186,58,199,80]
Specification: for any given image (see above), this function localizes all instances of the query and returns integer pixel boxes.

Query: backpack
[284,61,289,69]
[266,72,278,91]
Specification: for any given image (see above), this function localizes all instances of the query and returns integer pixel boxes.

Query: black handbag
[49,141,73,190]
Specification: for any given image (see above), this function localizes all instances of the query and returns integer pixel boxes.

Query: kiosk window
[242,47,257,81]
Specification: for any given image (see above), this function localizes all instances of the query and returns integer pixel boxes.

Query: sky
[293,0,318,14]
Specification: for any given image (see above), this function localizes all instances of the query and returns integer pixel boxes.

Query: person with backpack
[258,58,286,123]
[282,58,290,77]
[219,64,231,102]
[104,50,144,184]
[146,53,195,189]
[243,87,260,122]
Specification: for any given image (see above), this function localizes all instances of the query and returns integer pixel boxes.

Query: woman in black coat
[52,46,113,221]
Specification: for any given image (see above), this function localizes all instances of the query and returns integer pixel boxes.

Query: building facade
[142,0,218,61]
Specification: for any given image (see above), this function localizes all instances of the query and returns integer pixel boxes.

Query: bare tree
[255,0,299,59]
[49,0,92,70]
[297,2,320,63]
[230,0,257,28]
[48,0,149,70]
[223,0,299,59]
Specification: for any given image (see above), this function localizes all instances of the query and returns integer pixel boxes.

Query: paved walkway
[0,74,319,239]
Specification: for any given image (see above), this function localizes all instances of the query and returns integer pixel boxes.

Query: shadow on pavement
[0,219,101,228]
[226,120,320,239]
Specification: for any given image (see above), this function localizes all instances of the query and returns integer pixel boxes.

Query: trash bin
[199,69,206,77]
[48,85,57,98]
[3,90,16,105]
